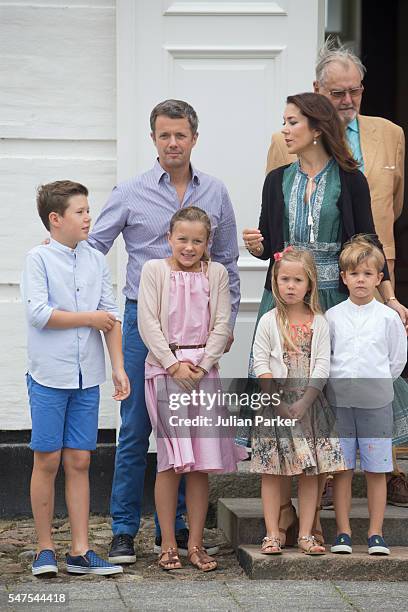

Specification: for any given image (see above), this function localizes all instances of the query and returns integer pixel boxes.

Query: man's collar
[347,117,359,133]
[153,158,200,185]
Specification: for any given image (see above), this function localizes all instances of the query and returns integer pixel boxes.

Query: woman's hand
[243,228,264,256]
[386,298,408,333]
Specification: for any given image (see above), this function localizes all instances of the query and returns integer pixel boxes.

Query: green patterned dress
[248,159,345,376]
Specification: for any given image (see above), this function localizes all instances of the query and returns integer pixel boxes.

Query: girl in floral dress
[251,247,345,555]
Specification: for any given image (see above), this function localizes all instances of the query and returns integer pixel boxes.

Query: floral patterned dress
[251,322,346,476]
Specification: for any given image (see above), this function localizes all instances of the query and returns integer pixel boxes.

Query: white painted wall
[1,0,325,430]
[0,0,117,429]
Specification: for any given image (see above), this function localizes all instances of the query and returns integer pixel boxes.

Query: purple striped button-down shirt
[88,160,240,325]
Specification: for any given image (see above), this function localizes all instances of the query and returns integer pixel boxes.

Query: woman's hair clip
[273,245,294,262]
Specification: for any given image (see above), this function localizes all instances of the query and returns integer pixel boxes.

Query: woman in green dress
[242,92,407,546]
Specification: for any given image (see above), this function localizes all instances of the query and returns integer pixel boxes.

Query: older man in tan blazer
[266,42,405,287]
[264,39,407,512]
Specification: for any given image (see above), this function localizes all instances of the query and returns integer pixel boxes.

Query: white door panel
[117,0,325,377]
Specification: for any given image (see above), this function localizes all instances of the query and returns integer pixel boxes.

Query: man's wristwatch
[385,296,397,305]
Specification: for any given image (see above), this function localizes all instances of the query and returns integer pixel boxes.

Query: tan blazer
[266,115,405,275]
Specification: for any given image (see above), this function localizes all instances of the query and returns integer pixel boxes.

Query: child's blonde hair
[339,234,385,273]
[169,206,211,262]
[271,248,321,351]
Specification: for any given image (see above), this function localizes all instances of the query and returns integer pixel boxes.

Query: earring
[313,138,317,145]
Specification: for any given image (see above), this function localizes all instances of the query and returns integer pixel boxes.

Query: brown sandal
[312,506,325,546]
[298,535,326,555]
[279,502,298,547]
[188,546,217,572]
[260,536,282,555]
[158,547,182,570]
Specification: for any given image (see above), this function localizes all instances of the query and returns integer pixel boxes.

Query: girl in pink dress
[138,206,247,572]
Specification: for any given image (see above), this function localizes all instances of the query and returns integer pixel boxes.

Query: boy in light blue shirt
[22,180,130,577]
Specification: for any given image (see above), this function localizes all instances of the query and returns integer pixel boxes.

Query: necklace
[306,176,315,243]
[299,157,331,245]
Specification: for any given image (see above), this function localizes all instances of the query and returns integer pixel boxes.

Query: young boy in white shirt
[326,235,407,556]
[22,181,130,576]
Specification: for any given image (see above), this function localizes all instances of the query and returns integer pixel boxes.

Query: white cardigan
[253,309,330,390]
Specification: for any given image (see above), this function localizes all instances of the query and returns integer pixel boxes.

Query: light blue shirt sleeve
[88,186,129,255]
[22,251,54,329]
[209,184,240,328]
[97,259,121,321]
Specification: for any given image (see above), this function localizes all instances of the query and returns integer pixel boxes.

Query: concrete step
[210,458,408,510]
[238,545,408,580]
[217,497,408,550]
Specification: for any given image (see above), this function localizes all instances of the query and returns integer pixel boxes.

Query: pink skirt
[145,368,248,473]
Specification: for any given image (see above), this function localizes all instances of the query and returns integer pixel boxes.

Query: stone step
[238,545,408,580]
[217,497,408,550]
[210,458,408,509]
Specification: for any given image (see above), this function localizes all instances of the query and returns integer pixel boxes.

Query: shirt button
[76,288,79,292]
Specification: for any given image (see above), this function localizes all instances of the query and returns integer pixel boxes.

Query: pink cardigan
[137,258,231,372]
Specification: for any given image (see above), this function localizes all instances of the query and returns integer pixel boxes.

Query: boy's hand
[90,311,117,332]
[112,368,130,401]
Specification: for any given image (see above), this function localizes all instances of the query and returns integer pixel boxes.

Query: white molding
[0,1,114,7]
[0,139,115,160]
[238,257,268,271]
[163,1,286,16]
[164,45,285,59]
[238,298,262,310]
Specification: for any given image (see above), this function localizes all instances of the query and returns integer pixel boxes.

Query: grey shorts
[335,404,393,473]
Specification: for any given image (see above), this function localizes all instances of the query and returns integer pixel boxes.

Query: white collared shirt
[21,238,120,389]
[325,298,407,408]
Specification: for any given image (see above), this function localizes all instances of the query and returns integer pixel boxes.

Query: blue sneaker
[331,533,352,554]
[66,550,123,575]
[368,534,390,555]
[32,549,58,576]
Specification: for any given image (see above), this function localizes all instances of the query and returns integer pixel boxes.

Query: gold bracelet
[248,244,262,255]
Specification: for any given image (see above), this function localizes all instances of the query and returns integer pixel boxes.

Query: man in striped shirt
[88,99,240,564]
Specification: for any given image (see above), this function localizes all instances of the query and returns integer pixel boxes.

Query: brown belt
[169,343,206,354]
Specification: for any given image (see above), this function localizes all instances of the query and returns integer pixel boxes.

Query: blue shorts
[335,405,393,473]
[26,374,100,452]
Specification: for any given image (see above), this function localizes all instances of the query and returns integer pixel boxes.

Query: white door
[116,0,325,376]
